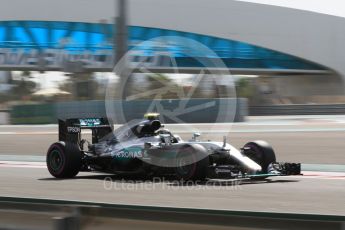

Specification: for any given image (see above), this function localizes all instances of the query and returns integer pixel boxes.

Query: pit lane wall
[10,98,248,124]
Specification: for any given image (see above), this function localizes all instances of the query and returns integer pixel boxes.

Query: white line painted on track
[0,164,46,169]
[0,161,46,169]
[302,171,345,177]
[0,132,16,135]
[0,124,58,128]
[0,161,45,165]
[0,132,58,135]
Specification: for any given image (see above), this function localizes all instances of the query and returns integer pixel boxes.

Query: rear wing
[58,118,112,144]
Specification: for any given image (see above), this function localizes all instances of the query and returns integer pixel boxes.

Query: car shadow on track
[38,174,300,187]
[168,179,299,187]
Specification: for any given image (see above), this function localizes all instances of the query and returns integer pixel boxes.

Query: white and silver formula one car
[46,113,301,180]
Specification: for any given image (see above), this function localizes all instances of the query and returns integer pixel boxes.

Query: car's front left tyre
[46,142,82,178]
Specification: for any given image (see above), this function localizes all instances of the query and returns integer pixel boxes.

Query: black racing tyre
[46,142,82,178]
[243,140,276,179]
[174,144,209,181]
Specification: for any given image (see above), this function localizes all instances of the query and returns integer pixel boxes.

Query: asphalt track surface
[0,163,344,215]
[0,115,344,215]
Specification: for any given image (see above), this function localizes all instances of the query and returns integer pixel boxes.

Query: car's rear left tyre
[243,140,276,179]
[174,144,209,181]
[46,142,82,178]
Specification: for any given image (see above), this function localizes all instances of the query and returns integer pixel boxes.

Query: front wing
[208,162,302,179]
